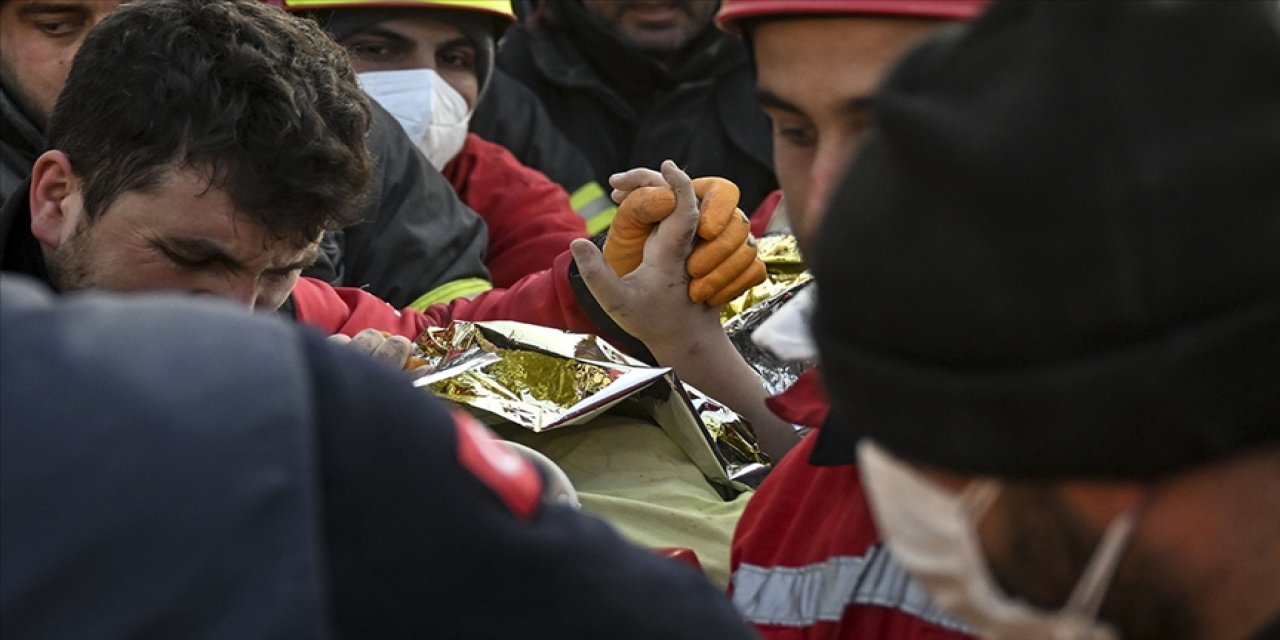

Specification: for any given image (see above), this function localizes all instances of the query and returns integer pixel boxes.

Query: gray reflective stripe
[575,192,615,221]
[732,544,973,633]
[568,182,617,234]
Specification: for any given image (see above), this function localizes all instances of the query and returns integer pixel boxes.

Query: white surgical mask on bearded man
[857,440,1140,640]
[357,68,470,171]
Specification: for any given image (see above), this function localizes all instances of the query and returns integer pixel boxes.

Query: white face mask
[357,68,470,171]
[857,440,1138,640]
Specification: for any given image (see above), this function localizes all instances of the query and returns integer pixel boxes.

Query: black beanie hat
[311,8,503,99]
[813,0,1280,479]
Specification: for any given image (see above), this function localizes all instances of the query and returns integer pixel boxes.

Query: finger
[704,258,768,306]
[608,167,665,194]
[348,327,388,355]
[604,186,676,276]
[619,187,677,225]
[647,160,700,266]
[686,213,750,278]
[327,333,353,346]
[690,178,741,241]
[571,238,629,312]
[688,242,757,301]
[370,335,414,369]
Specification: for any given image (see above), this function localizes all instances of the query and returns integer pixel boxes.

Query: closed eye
[160,247,209,270]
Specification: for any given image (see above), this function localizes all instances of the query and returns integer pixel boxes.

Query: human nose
[804,143,856,228]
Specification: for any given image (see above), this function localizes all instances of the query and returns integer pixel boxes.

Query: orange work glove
[603,185,676,276]
[603,177,767,305]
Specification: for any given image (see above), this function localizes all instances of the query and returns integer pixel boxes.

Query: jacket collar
[0,177,52,286]
[1,82,47,163]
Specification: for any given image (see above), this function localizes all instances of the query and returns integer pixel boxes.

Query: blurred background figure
[0,0,119,202]
[813,2,1280,640]
[488,0,778,214]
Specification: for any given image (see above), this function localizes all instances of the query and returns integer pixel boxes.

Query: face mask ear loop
[1061,494,1146,619]
[960,478,1002,520]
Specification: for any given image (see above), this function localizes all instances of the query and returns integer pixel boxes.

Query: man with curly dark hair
[0,0,493,308]
[25,0,371,305]
[1,0,652,341]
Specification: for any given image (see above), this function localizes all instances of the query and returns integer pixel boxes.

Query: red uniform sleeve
[729,369,975,640]
[290,252,598,339]
[443,134,590,289]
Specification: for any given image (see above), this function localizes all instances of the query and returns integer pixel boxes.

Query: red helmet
[716,0,988,34]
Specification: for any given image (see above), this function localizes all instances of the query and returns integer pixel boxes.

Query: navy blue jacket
[0,276,757,639]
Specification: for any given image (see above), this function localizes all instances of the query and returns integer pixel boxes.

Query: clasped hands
[569,161,765,350]
[600,162,765,306]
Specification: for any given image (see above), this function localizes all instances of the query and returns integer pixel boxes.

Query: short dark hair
[46,0,372,241]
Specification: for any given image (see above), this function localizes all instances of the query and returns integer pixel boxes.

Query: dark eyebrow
[345,26,474,53]
[756,88,875,116]
[17,3,89,17]
[437,36,476,51]
[342,26,416,48]
[166,237,244,270]
[166,236,318,274]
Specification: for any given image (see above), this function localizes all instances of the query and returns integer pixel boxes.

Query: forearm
[646,327,801,461]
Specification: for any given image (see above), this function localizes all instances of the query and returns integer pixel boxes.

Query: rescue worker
[0,274,759,639]
[490,0,779,214]
[812,3,1280,639]
[272,0,597,287]
[718,1,989,636]
[603,0,987,636]
[0,0,493,309]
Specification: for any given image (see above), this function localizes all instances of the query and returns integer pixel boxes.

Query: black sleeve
[303,334,755,639]
[308,103,491,308]
[471,69,599,196]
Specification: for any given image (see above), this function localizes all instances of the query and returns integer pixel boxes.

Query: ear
[28,151,83,251]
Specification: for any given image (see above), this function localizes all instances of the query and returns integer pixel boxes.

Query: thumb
[571,238,627,312]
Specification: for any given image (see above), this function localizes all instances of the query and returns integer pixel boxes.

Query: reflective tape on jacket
[731,543,973,632]
[569,182,617,234]
[408,277,493,311]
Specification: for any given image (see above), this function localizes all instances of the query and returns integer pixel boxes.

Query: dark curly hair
[46,0,372,242]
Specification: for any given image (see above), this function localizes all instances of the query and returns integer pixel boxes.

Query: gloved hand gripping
[604,177,767,305]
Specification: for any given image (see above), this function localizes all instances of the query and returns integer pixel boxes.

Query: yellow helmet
[265,0,515,26]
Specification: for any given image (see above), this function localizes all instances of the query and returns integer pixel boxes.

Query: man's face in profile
[30,157,320,310]
[751,16,948,258]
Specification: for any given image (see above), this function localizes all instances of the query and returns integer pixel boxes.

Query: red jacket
[444,134,589,289]
[749,189,784,238]
[290,251,597,339]
[729,369,975,640]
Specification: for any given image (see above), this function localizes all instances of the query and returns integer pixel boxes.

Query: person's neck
[1194,553,1280,640]
[1178,464,1280,640]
